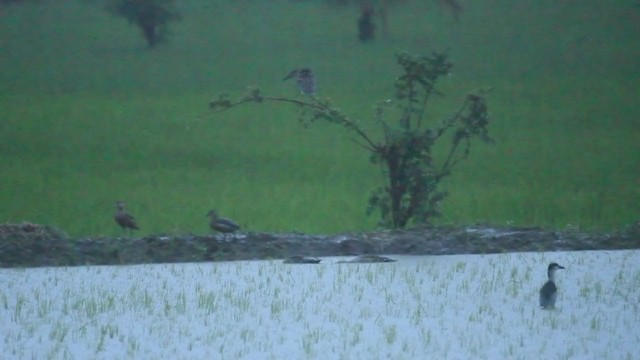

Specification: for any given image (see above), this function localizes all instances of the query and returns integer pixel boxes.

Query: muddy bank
[0,222,638,268]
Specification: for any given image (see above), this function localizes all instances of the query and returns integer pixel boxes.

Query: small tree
[105,0,180,48]
[210,52,492,229]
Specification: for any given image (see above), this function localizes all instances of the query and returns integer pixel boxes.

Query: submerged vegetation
[211,52,492,228]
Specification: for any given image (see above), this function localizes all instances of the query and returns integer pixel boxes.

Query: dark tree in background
[105,0,180,48]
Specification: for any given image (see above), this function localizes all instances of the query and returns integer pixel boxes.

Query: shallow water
[2,250,638,359]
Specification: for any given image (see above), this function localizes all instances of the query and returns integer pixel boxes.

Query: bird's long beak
[282,70,298,81]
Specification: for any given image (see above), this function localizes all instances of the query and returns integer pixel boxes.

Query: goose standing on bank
[539,262,565,309]
[207,210,240,240]
[114,201,139,235]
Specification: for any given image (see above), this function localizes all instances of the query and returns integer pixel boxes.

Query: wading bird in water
[539,262,566,309]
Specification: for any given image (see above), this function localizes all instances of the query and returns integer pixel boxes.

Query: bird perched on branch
[283,68,316,95]
[539,262,565,309]
[114,201,139,234]
[207,210,240,240]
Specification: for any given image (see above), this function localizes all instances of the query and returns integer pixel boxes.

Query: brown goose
[207,210,240,240]
[114,201,139,234]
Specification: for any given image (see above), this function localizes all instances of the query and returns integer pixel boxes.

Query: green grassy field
[1,0,638,237]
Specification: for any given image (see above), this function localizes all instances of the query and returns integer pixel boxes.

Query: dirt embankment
[1,222,638,268]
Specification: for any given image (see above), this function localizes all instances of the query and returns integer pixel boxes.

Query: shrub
[210,52,492,228]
